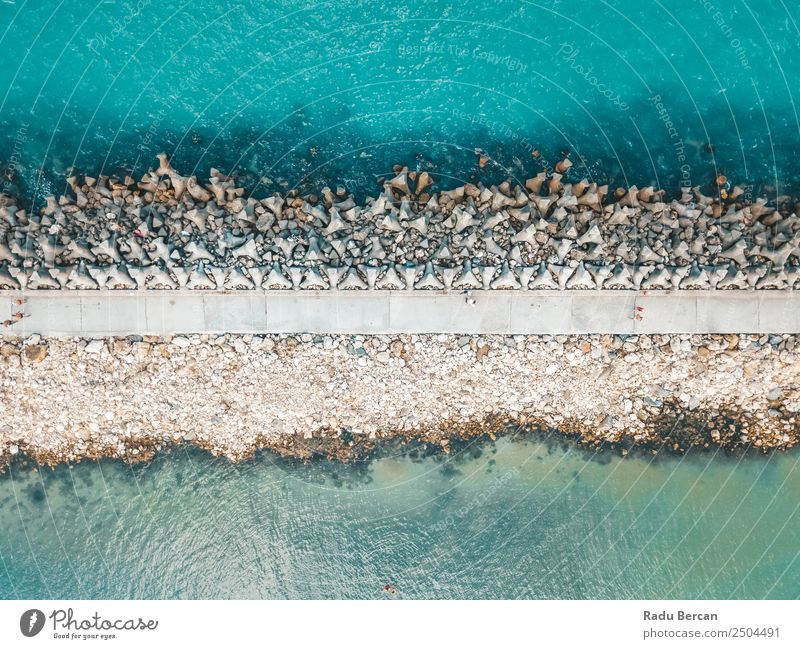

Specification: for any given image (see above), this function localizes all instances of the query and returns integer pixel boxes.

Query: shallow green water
[1,438,799,599]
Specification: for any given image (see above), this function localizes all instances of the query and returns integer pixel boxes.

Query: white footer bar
[1,600,797,648]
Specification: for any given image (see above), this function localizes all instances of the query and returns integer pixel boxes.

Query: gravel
[0,332,797,469]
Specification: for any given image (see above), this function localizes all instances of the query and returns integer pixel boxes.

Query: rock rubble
[0,332,797,470]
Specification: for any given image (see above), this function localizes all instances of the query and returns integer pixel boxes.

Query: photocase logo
[20,609,45,637]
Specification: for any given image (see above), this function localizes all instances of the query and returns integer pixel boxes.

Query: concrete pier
[0,290,797,336]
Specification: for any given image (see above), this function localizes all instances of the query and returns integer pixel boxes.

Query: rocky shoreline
[0,156,799,294]
[0,332,797,471]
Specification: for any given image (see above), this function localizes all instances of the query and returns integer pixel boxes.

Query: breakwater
[1,158,798,468]
[0,157,798,293]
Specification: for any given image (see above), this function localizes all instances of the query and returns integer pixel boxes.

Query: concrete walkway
[0,290,798,336]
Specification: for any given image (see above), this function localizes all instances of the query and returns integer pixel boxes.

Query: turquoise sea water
[1,437,799,599]
[1,0,800,202]
[2,0,800,599]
